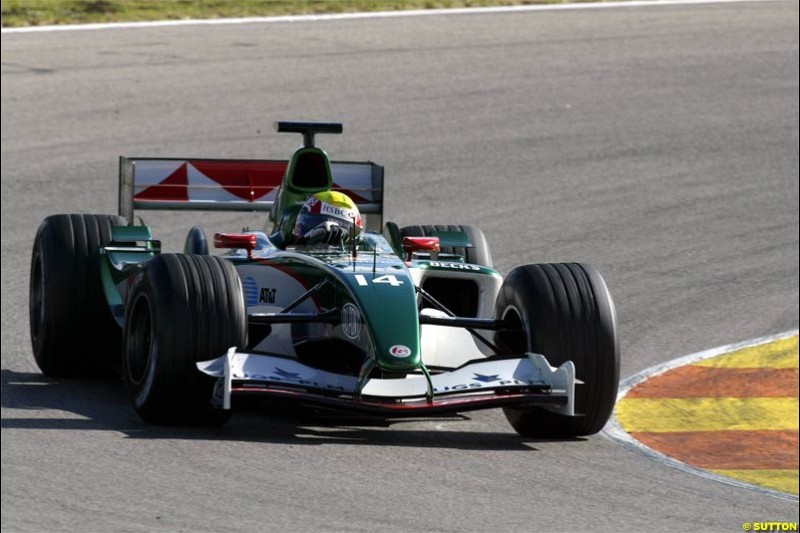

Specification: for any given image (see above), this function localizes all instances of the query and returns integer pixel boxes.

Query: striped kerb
[616,336,799,495]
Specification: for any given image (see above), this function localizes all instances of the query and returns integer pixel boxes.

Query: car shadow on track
[1,369,585,451]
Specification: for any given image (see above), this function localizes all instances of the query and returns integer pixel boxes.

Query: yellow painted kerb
[694,336,799,369]
[616,397,799,433]
[711,469,799,495]
[615,334,799,496]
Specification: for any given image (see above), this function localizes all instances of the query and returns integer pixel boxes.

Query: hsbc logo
[321,202,355,222]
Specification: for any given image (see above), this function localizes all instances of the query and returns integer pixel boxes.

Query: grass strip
[1,0,586,27]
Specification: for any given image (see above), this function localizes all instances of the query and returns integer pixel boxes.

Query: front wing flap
[197,350,576,417]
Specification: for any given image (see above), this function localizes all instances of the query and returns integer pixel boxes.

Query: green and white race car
[29,121,619,437]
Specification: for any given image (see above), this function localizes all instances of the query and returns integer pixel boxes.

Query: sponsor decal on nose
[389,345,412,358]
[340,303,362,340]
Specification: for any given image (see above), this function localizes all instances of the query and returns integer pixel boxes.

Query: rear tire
[396,224,492,267]
[122,254,246,425]
[494,263,619,437]
[29,214,127,377]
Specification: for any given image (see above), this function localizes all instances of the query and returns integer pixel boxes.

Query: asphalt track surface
[1,2,798,531]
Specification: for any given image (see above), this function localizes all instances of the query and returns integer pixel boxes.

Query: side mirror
[402,236,440,261]
[214,233,257,259]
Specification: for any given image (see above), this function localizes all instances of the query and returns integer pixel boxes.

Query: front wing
[197,351,576,418]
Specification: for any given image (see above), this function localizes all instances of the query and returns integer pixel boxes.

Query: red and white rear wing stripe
[118,157,384,227]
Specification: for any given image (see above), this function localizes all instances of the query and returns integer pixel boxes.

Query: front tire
[495,263,619,437]
[29,214,126,377]
[122,254,246,425]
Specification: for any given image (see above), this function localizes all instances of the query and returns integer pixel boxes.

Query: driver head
[293,191,363,242]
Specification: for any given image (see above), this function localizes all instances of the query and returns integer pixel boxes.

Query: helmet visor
[294,211,358,240]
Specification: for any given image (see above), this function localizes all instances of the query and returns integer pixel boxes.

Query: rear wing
[118,157,384,230]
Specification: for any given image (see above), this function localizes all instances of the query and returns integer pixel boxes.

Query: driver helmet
[292,191,363,241]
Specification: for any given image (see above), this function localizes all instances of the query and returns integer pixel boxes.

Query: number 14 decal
[354,274,404,287]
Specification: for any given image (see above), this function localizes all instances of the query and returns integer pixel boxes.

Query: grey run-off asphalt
[1,1,798,531]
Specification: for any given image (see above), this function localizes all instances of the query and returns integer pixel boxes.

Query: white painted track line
[0,0,785,34]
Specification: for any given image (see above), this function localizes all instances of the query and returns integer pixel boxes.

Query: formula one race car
[29,121,619,437]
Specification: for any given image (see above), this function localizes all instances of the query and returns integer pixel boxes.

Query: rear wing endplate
[118,157,384,230]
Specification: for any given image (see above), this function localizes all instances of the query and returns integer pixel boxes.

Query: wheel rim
[126,293,154,386]
[29,253,44,343]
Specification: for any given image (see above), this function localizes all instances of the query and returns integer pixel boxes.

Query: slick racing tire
[122,254,246,425]
[29,214,127,377]
[494,263,619,437]
[395,224,493,268]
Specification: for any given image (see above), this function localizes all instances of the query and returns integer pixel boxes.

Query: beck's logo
[428,261,481,271]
